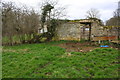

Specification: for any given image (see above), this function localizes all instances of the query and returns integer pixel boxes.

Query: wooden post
[88,23,91,41]
[83,26,85,39]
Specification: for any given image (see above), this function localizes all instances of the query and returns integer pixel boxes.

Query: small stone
[90,50,92,52]
[115,48,118,50]
[80,50,83,52]
[67,53,71,56]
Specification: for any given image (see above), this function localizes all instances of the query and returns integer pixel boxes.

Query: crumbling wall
[56,21,118,41]
[91,23,118,37]
[91,22,104,37]
[56,22,81,41]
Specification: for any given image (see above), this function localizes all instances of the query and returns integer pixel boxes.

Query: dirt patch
[54,42,99,52]
[3,49,17,53]
[21,49,29,52]
[3,48,30,54]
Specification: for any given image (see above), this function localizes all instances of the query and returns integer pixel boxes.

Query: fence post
[99,40,101,44]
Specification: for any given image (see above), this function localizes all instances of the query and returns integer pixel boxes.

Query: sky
[2,0,120,22]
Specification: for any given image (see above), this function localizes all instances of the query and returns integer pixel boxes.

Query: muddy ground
[54,42,118,52]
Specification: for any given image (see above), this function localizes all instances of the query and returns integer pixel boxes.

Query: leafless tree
[106,1,120,39]
[2,1,40,45]
[86,8,100,19]
[2,0,66,45]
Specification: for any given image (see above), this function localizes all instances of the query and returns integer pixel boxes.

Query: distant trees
[106,16,120,39]
[2,1,40,45]
[86,8,100,19]
[2,0,67,45]
[106,1,120,38]
[107,8,120,26]
[106,17,120,26]
[106,1,120,26]
[85,8,103,25]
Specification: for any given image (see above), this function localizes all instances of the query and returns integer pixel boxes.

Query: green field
[2,41,119,78]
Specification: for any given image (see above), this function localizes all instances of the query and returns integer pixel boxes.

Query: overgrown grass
[2,41,119,78]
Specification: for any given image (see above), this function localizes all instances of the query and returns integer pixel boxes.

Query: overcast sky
[2,0,120,22]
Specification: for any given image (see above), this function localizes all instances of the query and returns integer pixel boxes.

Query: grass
[2,41,119,78]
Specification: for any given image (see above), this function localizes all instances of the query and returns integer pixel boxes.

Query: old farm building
[38,19,118,41]
[56,19,118,41]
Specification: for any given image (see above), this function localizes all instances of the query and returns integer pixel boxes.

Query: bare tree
[114,10,120,18]
[2,2,17,45]
[86,8,100,19]
[114,1,120,18]
[2,0,66,45]
[2,1,40,45]
[106,1,120,39]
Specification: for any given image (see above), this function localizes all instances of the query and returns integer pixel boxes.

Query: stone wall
[56,21,118,41]
[56,22,81,40]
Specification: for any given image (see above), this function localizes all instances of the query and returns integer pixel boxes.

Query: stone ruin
[56,19,118,41]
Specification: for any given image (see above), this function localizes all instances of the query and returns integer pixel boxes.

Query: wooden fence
[92,36,118,41]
